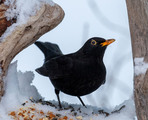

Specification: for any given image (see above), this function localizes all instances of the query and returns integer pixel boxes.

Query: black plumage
[35,37,115,108]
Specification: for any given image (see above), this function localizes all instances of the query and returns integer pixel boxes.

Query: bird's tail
[35,41,63,61]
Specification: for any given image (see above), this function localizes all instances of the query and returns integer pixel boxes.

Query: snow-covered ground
[0,62,136,119]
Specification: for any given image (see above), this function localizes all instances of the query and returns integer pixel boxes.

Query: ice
[134,57,148,76]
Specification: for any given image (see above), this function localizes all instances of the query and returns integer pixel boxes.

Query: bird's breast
[72,58,106,80]
[51,58,106,96]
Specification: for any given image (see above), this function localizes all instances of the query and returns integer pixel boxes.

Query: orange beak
[100,39,115,47]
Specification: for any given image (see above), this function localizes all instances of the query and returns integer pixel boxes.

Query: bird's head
[82,37,115,59]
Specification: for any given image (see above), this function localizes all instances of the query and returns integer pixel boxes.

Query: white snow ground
[0,62,136,120]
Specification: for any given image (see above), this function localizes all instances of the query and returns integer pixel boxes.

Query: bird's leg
[55,89,62,108]
[77,96,87,108]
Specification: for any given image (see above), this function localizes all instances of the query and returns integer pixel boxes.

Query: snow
[0,62,136,120]
[134,57,148,76]
[0,0,54,41]
[5,0,54,23]
[0,61,41,112]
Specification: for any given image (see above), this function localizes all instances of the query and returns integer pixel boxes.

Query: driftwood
[0,3,64,100]
[126,0,148,120]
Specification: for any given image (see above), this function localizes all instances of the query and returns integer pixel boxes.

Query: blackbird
[35,37,115,108]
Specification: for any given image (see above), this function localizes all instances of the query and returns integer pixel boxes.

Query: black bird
[35,37,115,108]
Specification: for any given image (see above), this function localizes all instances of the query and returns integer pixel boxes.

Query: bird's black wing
[36,55,73,79]
[35,41,63,62]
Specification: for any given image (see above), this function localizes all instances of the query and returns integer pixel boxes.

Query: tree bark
[0,2,64,100]
[126,0,148,120]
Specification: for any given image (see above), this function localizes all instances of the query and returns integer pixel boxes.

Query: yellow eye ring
[91,40,97,45]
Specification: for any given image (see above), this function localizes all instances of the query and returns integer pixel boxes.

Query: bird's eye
[91,40,97,46]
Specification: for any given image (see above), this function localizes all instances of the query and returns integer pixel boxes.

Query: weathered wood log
[126,0,148,119]
[0,3,64,100]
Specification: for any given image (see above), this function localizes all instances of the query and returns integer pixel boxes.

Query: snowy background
[11,0,133,110]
